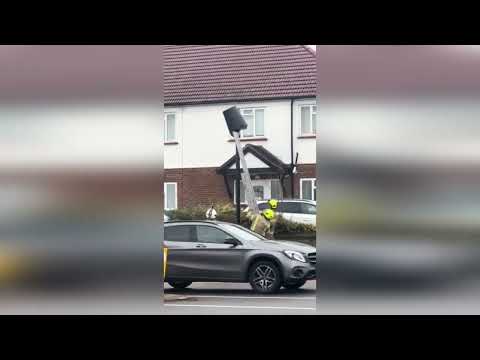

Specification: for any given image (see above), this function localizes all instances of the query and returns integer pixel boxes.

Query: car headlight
[283,250,307,263]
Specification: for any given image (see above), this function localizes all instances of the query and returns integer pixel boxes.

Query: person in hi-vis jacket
[246,208,275,239]
[266,199,279,236]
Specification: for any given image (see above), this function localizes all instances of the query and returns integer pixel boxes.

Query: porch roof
[216,144,291,176]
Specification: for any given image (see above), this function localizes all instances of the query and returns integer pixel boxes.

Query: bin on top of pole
[223,106,260,224]
[223,106,248,136]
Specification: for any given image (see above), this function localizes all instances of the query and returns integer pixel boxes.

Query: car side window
[276,201,288,212]
[165,225,195,242]
[281,202,302,214]
[196,225,232,244]
[301,203,317,215]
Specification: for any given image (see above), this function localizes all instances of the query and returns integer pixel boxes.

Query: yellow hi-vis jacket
[163,248,168,278]
[269,215,278,236]
[247,211,274,239]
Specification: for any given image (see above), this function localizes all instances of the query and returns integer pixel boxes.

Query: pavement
[163,281,316,314]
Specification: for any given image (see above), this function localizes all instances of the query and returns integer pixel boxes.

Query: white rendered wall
[164,98,316,169]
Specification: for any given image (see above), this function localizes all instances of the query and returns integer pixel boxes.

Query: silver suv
[164,221,316,294]
[255,199,317,226]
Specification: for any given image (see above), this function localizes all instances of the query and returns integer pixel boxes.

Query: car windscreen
[219,223,266,242]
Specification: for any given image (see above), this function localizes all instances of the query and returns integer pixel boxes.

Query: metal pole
[235,146,241,224]
[233,132,259,215]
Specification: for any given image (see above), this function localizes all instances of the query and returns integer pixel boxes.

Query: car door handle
[195,244,207,248]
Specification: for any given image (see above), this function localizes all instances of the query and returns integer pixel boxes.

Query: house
[164,45,317,209]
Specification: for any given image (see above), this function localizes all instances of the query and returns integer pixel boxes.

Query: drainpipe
[290,99,295,198]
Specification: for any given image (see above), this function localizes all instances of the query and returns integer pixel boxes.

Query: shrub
[166,202,316,235]
[274,215,316,234]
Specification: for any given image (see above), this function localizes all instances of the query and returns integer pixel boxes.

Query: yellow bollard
[0,250,28,284]
[163,247,168,279]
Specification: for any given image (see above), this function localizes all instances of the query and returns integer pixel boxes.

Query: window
[301,178,316,201]
[271,179,283,199]
[300,105,317,136]
[219,223,263,242]
[196,225,232,244]
[281,202,302,214]
[239,108,265,138]
[258,203,270,211]
[275,202,285,212]
[253,186,264,200]
[164,113,176,142]
[164,182,177,210]
[301,203,317,215]
[165,225,195,242]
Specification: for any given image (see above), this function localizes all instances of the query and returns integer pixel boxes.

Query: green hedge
[165,203,316,235]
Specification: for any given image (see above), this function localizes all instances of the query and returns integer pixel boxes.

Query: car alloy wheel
[249,261,281,294]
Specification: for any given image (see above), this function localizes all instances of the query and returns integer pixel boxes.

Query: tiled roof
[164,45,316,105]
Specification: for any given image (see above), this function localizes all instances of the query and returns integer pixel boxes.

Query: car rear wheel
[283,280,306,290]
[248,260,281,294]
[167,281,192,289]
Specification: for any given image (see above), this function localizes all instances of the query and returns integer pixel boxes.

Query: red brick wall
[165,164,316,208]
[165,167,230,208]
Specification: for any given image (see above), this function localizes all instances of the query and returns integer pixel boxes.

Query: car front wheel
[248,260,282,294]
[167,281,192,289]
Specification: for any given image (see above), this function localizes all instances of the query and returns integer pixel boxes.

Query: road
[163,281,316,314]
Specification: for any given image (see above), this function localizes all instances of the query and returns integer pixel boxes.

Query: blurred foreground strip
[0,46,164,314]
[317,45,480,314]
[0,247,32,285]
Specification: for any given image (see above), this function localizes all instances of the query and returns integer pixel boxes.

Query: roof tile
[164,45,316,105]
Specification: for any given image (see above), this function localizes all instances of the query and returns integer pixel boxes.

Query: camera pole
[235,145,241,224]
[232,131,259,214]
[223,106,260,225]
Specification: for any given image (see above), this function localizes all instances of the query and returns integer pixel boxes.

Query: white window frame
[300,178,316,201]
[299,104,317,136]
[238,107,266,138]
[164,112,177,142]
[164,182,178,210]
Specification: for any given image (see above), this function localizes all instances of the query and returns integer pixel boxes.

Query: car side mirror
[224,238,240,247]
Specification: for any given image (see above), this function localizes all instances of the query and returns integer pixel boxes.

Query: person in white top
[206,204,217,220]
